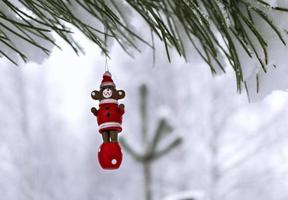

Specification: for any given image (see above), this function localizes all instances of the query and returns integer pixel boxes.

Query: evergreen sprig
[1,0,288,90]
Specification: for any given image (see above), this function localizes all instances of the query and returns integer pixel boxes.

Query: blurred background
[1,31,288,200]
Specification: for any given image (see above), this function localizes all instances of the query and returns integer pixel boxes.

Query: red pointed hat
[100,71,115,88]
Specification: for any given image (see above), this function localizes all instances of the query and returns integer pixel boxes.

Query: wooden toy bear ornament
[91,71,125,170]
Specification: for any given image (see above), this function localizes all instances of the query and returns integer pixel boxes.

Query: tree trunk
[144,162,152,200]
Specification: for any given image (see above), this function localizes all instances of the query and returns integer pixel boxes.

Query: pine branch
[146,118,173,155]
[1,0,288,91]
[151,137,182,161]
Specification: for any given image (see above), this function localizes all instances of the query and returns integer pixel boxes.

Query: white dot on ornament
[92,92,95,96]
[111,159,117,165]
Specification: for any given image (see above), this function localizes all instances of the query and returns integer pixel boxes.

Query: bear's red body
[96,99,125,133]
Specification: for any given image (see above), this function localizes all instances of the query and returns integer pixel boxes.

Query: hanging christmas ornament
[91,71,126,170]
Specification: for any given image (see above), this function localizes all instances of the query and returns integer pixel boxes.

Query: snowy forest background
[2,9,288,200]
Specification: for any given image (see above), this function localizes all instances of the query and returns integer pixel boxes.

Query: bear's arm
[118,104,125,115]
[91,107,98,116]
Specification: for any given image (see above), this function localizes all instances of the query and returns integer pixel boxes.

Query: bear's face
[91,86,125,101]
[102,88,113,98]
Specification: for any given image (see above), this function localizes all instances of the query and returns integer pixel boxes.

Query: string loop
[105,56,109,72]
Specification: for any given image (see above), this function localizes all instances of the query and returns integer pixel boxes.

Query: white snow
[163,190,206,200]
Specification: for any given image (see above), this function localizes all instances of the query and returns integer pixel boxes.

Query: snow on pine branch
[234,0,288,100]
